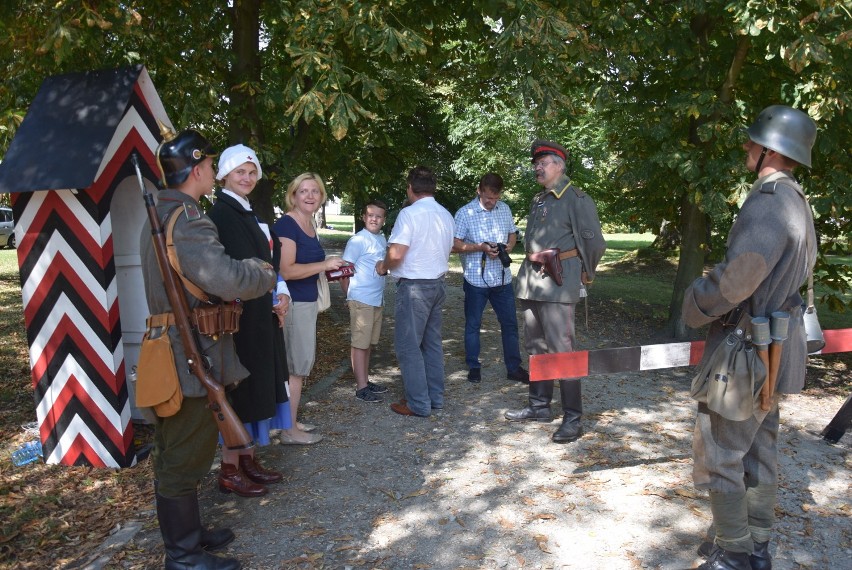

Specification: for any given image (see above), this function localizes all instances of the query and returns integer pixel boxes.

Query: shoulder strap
[165,207,211,303]
[774,179,818,308]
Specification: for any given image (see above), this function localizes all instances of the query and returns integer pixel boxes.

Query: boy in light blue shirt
[341,200,390,402]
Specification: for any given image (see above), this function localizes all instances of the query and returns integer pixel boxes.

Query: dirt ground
[65,272,852,570]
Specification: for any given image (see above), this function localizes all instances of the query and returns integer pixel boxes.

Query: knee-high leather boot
[505,379,553,422]
[156,493,241,570]
[154,480,234,552]
[552,379,583,443]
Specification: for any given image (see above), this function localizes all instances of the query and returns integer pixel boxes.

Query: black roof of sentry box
[0,65,143,194]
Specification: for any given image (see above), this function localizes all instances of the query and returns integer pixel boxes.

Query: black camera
[487,242,512,268]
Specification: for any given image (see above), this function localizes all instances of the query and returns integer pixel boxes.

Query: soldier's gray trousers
[520,299,582,414]
[693,399,779,492]
[695,399,780,552]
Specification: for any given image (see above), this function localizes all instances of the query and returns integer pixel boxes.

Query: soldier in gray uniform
[505,140,606,443]
[140,129,277,570]
[682,106,817,570]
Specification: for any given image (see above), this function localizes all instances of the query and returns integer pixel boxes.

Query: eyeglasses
[533,158,556,169]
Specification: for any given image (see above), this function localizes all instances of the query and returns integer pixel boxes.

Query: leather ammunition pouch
[526,248,578,287]
[147,303,243,337]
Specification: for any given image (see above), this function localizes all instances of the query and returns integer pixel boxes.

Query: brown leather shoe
[390,401,428,417]
[218,463,268,497]
[238,455,283,485]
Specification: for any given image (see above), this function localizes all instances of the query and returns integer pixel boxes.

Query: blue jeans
[463,280,522,372]
[394,279,447,415]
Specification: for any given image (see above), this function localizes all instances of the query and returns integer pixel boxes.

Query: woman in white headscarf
[209,144,291,498]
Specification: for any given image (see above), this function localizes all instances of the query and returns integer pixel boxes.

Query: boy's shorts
[348,299,383,349]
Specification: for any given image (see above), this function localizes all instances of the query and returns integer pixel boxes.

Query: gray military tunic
[140,189,277,399]
[139,188,276,496]
[683,170,815,395]
[515,175,607,303]
[683,170,815,493]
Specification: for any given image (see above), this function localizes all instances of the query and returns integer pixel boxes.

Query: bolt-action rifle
[132,153,253,451]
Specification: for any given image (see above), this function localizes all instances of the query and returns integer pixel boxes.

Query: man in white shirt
[376,166,454,417]
[452,173,528,384]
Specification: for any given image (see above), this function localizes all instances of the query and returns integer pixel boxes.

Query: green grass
[0,249,18,280]
[600,232,656,264]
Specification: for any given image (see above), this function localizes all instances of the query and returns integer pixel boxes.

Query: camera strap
[480,249,507,289]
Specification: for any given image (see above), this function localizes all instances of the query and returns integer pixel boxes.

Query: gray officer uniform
[515,173,606,430]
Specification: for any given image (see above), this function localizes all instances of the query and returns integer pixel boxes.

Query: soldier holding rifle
[682,106,817,570]
[139,129,277,570]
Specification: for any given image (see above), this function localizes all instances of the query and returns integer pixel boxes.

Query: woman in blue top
[273,173,345,444]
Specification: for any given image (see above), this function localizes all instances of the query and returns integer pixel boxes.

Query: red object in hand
[325,262,355,281]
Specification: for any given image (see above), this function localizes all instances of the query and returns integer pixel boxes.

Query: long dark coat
[209,191,289,422]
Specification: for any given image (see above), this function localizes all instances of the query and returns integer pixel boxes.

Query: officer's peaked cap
[531,139,568,163]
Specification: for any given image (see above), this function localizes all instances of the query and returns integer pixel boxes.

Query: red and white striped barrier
[530,328,852,382]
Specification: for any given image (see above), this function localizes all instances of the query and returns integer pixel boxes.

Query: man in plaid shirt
[452,173,529,385]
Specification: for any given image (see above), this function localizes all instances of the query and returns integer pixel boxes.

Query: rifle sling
[165,208,212,304]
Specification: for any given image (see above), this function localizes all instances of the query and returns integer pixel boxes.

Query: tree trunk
[227,0,278,223]
[316,204,327,229]
[352,196,367,233]
[668,193,709,338]
[666,16,749,339]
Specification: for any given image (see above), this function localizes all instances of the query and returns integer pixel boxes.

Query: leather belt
[147,313,175,328]
[526,248,579,262]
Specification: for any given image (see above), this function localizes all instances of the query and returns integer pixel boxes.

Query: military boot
[552,379,583,443]
[200,527,235,552]
[749,541,771,570]
[156,493,241,570]
[505,379,553,422]
[155,480,235,552]
[693,546,752,570]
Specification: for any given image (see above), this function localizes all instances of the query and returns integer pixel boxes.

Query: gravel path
[122,277,851,570]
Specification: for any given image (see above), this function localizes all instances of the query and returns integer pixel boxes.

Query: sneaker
[467,368,481,383]
[366,381,388,394]
[356,387,383,403]
[506,367,530,383]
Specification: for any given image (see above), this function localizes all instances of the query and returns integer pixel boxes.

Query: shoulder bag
[690,307,767,421]
[316,270,331,313]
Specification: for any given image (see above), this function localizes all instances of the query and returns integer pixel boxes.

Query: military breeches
[152,396,219,497]
[692,399,780,493]
[519,299,575,355]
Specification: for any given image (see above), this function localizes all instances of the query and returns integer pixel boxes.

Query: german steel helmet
[745,105,817,168]
[155,123,218,187]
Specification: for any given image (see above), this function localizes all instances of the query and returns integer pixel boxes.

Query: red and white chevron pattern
[13,71,167,467]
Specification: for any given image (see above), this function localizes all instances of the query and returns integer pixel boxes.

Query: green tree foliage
[1,1,848,332]
[580,0,850,335]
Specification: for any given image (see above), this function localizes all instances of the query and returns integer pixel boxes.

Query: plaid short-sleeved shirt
[454,197,517,288]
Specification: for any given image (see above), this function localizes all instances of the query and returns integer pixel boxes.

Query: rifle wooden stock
[132,154,253,451]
